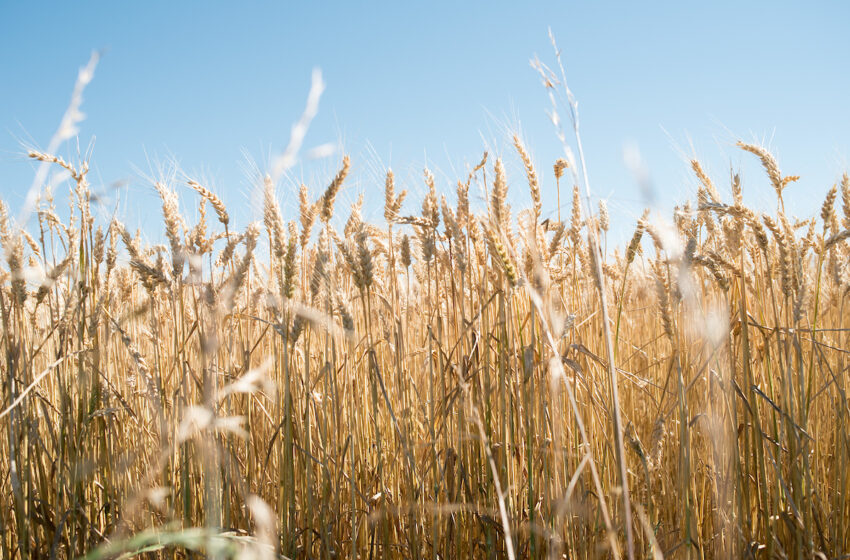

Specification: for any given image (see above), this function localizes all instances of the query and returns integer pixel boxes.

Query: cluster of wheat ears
[1,129,850,560]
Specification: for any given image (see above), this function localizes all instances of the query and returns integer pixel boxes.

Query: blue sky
[1,1,848,244]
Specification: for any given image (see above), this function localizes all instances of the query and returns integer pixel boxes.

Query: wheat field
[2,59,850,559]
[2,135,849,559]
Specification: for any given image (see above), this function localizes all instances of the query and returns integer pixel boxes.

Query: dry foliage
[1,140,850,560]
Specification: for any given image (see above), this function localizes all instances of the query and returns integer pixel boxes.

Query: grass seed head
[320,155,351,223]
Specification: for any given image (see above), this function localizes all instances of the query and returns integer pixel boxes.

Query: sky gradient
[1,1,849,244]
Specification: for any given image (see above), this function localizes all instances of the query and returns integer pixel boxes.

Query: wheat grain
[737,141,784,199]
[320,155,351,223]
[188,179,229,228]
[513,135,541,220]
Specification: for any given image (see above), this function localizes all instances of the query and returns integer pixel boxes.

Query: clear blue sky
[1,2,848,244]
